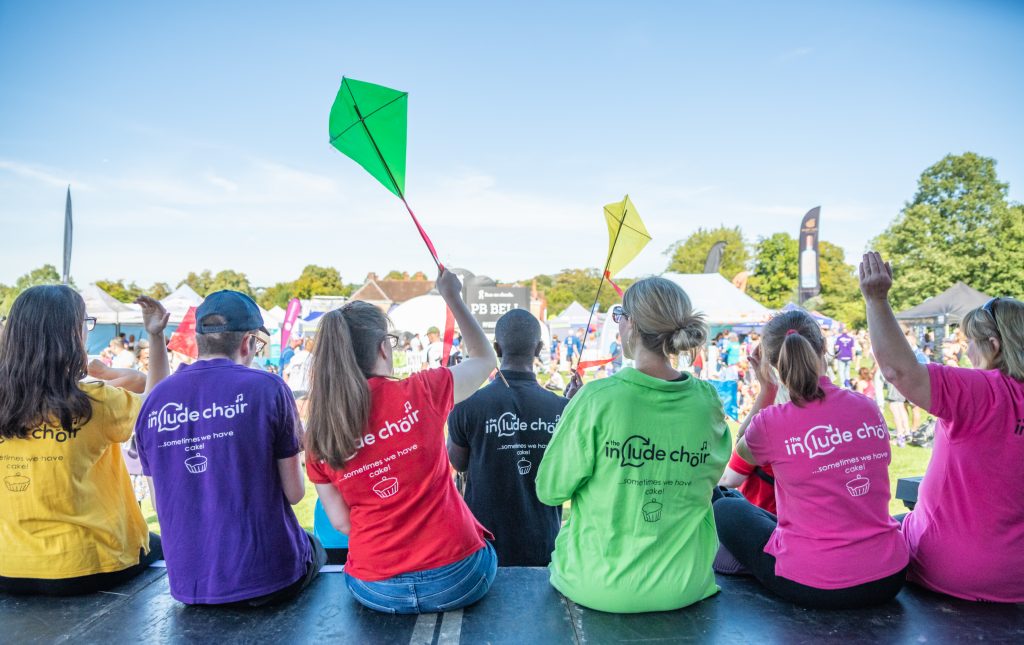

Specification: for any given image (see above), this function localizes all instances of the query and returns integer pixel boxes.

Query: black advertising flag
[703,241,727,274]
[62,187,73,285]
[798,206,821,304]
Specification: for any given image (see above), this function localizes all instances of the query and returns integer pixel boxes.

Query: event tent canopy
[779,302,836,329]
[551,302,591,327]
[895,281,991,324]
[388,294,448,338]
[160,284,204,323]
[80,284,142,325]
[661,273,773,326]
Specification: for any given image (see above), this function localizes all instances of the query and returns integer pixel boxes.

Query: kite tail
[576,357,614,373]
[604,270,624,298]
[400,197,442,269]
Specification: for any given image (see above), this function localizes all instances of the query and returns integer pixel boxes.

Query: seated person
[536,277,730,613]
[447,309,569,566]
[719,454,776,514]
[0,287,169,595]
[861,252,1024,603]
[306,269,498,615]
[137,291,325,606]
[716,309,908,609]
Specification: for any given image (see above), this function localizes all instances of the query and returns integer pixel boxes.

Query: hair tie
[786,329,798,336]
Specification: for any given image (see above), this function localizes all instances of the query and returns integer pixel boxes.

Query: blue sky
[1,1,1022,288]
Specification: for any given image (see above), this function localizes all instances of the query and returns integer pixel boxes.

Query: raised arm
[136,296,171,395]
[437,269,498,404]
[734,344,777,465]
[859,252,931,410]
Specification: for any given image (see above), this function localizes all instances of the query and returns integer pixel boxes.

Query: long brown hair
[761,310,826,406]
[0,285,93,439]
[305,301,390,469]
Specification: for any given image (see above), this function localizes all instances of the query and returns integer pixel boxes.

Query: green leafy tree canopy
[665,226,750,280]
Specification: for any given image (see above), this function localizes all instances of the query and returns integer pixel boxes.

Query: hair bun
[670,316,708,352]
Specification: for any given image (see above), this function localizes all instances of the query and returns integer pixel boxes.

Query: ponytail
[761,311,826,406]
[306,302,389,469]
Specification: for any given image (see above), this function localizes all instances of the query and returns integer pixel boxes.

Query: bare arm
[718,465,748,488]
[447,438,470,472]
[315,483,351,534]
[146,476,157,518]
[734,345,777,465]
[88,360,147,393]
[136,296,171,395]
[436,269,497,404]
[859,252,931,410]
[277,455,305,505]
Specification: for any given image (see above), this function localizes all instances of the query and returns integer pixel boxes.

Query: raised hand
[749,344,777,393]
[436,268,463,302]
[564,370,584,400]
[136,296,170,337]
[859,252,893,302]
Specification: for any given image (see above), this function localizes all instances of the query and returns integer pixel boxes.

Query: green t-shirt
[536,367,731,613]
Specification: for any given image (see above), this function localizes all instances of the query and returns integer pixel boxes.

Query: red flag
[167,307,198,359]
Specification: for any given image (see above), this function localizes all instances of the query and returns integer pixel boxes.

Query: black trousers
[216,531,328,608]
[713,496,906,609]
[0,533,163,596]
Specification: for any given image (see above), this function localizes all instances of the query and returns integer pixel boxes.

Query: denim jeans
[345,542,497,614]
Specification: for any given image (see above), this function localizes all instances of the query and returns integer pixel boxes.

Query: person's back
[136,291,319,605]
[0,286,171,595]
[894,298,1024,602]
[537,277,730,613]
[448,309,568,566]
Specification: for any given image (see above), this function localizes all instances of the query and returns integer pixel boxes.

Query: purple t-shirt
[136,358,310,604]
[834,334,856,361]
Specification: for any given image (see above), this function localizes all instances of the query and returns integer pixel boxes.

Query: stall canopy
[661,273,772,326]
[551,302,592,328]
[160,284,204,324]
[896,282,991,324]
[388,294,448,338]
[80,284,142,325]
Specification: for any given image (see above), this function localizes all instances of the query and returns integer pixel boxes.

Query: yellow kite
[603,195,651,279]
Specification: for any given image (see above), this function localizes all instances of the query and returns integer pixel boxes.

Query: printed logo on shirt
[484,412,560,437]
[784,421,888,458]
[0,425,81,444]
[146,394,249,433]
[603,435,711,468]
[352,402,422,451]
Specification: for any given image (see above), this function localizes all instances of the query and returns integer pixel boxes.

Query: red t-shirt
[728,451,777,514]
[306,369,488,581]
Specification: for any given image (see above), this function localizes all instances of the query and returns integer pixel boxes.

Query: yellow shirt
[0,382,149,579]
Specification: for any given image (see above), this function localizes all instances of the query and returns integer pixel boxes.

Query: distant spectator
[424,326,444,369]
[109,337,137,369]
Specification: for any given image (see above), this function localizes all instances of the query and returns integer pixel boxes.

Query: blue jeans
[345,543,497,614]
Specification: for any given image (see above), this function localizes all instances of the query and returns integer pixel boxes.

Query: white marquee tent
[661,273,773,326]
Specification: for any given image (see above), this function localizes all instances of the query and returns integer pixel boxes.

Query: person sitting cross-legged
[447,309,569,567]
[136,291,325,606]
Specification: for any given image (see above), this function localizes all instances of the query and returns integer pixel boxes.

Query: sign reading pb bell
[466,286,530,336]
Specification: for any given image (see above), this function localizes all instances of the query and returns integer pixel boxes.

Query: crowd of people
[1,251,1022,615]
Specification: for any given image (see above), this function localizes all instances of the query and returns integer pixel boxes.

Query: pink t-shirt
[901,363,1024,602]
[745,377,908,589]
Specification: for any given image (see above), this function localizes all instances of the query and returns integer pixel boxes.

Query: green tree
[208,270,253,297]
[874,152,1024,308]
[747,233,798,308]
[146,282,171,300]
[747,234,865,327]
[664,226,750,280]
[257,282,295,310]
[95,279,144,303]
[532,268,633,318]
[293,265,346,299]
[384,270,408,280]
[179,270,214,296]
[0,265,63,314]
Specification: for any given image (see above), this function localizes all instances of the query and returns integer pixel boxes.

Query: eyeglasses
[248,335,267,353]
[84,316,97,332]
[611,305,629,324]
[382,334,400,349]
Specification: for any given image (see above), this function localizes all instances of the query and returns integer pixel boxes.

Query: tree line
[3,153,1020,327]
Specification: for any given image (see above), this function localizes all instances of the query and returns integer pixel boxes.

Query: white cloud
[0,159,91,190]
[775,47,813,63]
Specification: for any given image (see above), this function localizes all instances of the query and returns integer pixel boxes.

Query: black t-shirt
[448,370,568,566]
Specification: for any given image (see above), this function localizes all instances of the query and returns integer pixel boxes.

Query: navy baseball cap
[196,290,269,334]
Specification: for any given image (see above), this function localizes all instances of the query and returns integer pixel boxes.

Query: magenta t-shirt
[745,377,908,589]
[901,363,1024,602]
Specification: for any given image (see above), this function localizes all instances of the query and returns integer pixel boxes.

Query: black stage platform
[4,567,1022,644]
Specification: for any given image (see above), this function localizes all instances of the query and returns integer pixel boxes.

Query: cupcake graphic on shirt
[517,458,532,475]
[373,476,399,499]
[184,454,208,474]
[846,475,870,497]
[642,499,663,522]
[4,474,30,492]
